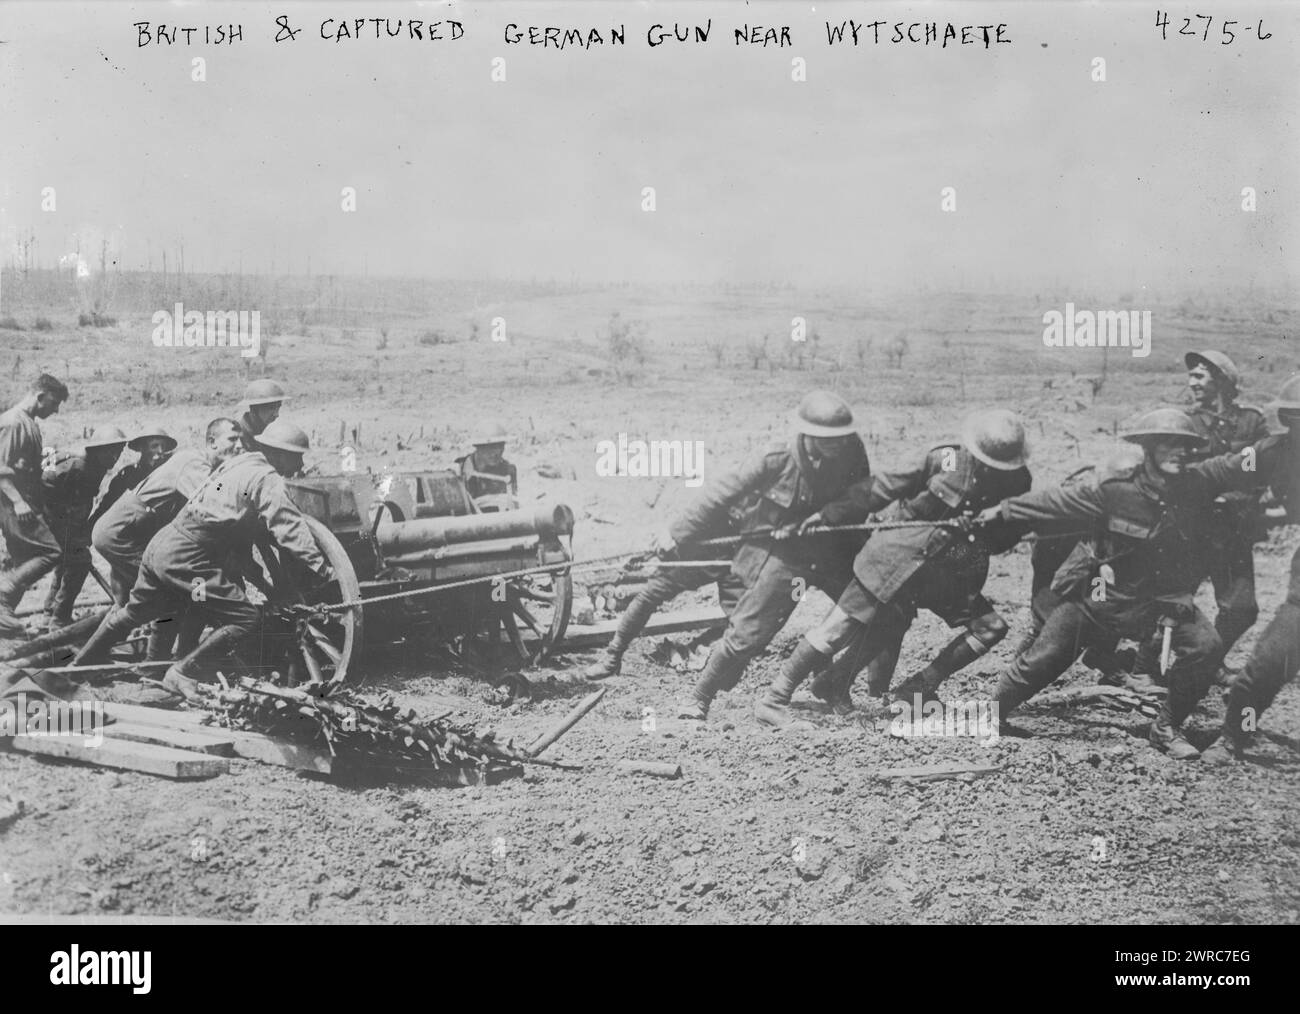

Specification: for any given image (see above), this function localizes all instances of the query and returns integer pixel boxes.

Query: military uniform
[92,448,213,604]
[813,444,1031,698]
[1197,431,1300,751]
[992,463,1230,728]
[0,405,61,604]
[588,433,870,687]
[40,452,115,623]
[76,451,328,668]
[456,453,519,503]
[1187,402,1270,652]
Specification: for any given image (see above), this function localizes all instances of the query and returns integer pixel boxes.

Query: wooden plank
[98,701,210,729]
[103,721,236,756]
[10,735,228,780]
[873,762,1001,782]
[563,605,727,649]
[100,701,331,773]
[224,733,332,775]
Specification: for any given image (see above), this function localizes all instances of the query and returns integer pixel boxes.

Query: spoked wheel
[499,565,572,664]
[252,516,364,686]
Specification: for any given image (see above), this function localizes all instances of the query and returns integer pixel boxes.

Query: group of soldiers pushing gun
[2,349,1297,765]
[583,350,1299,765]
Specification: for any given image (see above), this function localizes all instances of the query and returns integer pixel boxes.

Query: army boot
[0,556,58,638]
[755,639,828,729]
[1202,681,1253,765]
[70,607,139,666]
[162,625,248,701]
[677,641,746,721]
[582,590,662,681]
[1148,702,1200,760]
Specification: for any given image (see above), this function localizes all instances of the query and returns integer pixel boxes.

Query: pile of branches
[197,677,571,780]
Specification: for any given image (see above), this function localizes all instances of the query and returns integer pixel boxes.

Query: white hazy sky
[0,0,1296,289]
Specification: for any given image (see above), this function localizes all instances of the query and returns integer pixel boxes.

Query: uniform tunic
[1187,402,1270,650]
[118,451,327,630]
[625,436,871,676]
[41,453,114,618]
[92,449,212,603]
[995,463,1232,721]
[0,405,60,567]
[1197,431,1300,734]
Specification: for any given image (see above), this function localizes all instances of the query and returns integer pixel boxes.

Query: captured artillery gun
[252,468,574,685]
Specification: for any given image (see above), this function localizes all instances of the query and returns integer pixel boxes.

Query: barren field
[2,280,1299,923]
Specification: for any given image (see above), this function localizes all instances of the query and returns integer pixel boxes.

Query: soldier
[1201,375,1300,764]
[41,425,129,628]
[72,420,332,698]
[0,374,70,637]
[755,410,1032,729]
[92,418,242,606]
[1184,350,1270,658]
[981,409,1237,760]
[236,378,287,451]
[583,392,870,697]
[457,422,519,509]
[88,425,178,531]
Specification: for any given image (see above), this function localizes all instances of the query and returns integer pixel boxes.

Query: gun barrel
[375,503,574,555]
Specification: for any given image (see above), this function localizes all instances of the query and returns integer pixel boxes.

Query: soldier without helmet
[1184,350,1270,660]
[755,409,1033,729]
[0,374,70,638]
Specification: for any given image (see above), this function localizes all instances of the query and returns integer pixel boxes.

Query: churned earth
[0,284,1297,923]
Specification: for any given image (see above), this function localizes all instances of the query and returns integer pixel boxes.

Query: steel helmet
[472,422,510,447]
[84,425,128,451]
[1184,350,1241,394]
[128,425,178,453]
[241,378,288,407]
[962,410,1028,470]
[791,390,856,438]
[1120,409,1207,445]
[1270,374,1300,416]
[256,420,310,455]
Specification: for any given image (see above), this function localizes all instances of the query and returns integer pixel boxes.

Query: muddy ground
[1,283,1298,923]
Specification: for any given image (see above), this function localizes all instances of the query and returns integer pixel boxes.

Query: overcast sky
[1,0,1296,290]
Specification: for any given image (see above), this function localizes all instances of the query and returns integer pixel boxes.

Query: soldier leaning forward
[0,374,70,638]
[40,426,128,626]
[583,392,869,693]
[73,421,331,698]
[1201,374,1300,763]
[1184,350,1270,656]
[754,409,1032,729]
[88,425,178,532]
[985,409,1241,760]
[92,418,242,612]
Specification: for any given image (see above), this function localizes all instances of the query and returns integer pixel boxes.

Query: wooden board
[98,701,209,728]
[10,735,229,780]
[101,700,332,773]
[873,762,1001,782]
[563,605,727,649]
[103,721,237,756]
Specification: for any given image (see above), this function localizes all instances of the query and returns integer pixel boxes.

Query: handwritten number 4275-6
[1154,12,1271,42]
